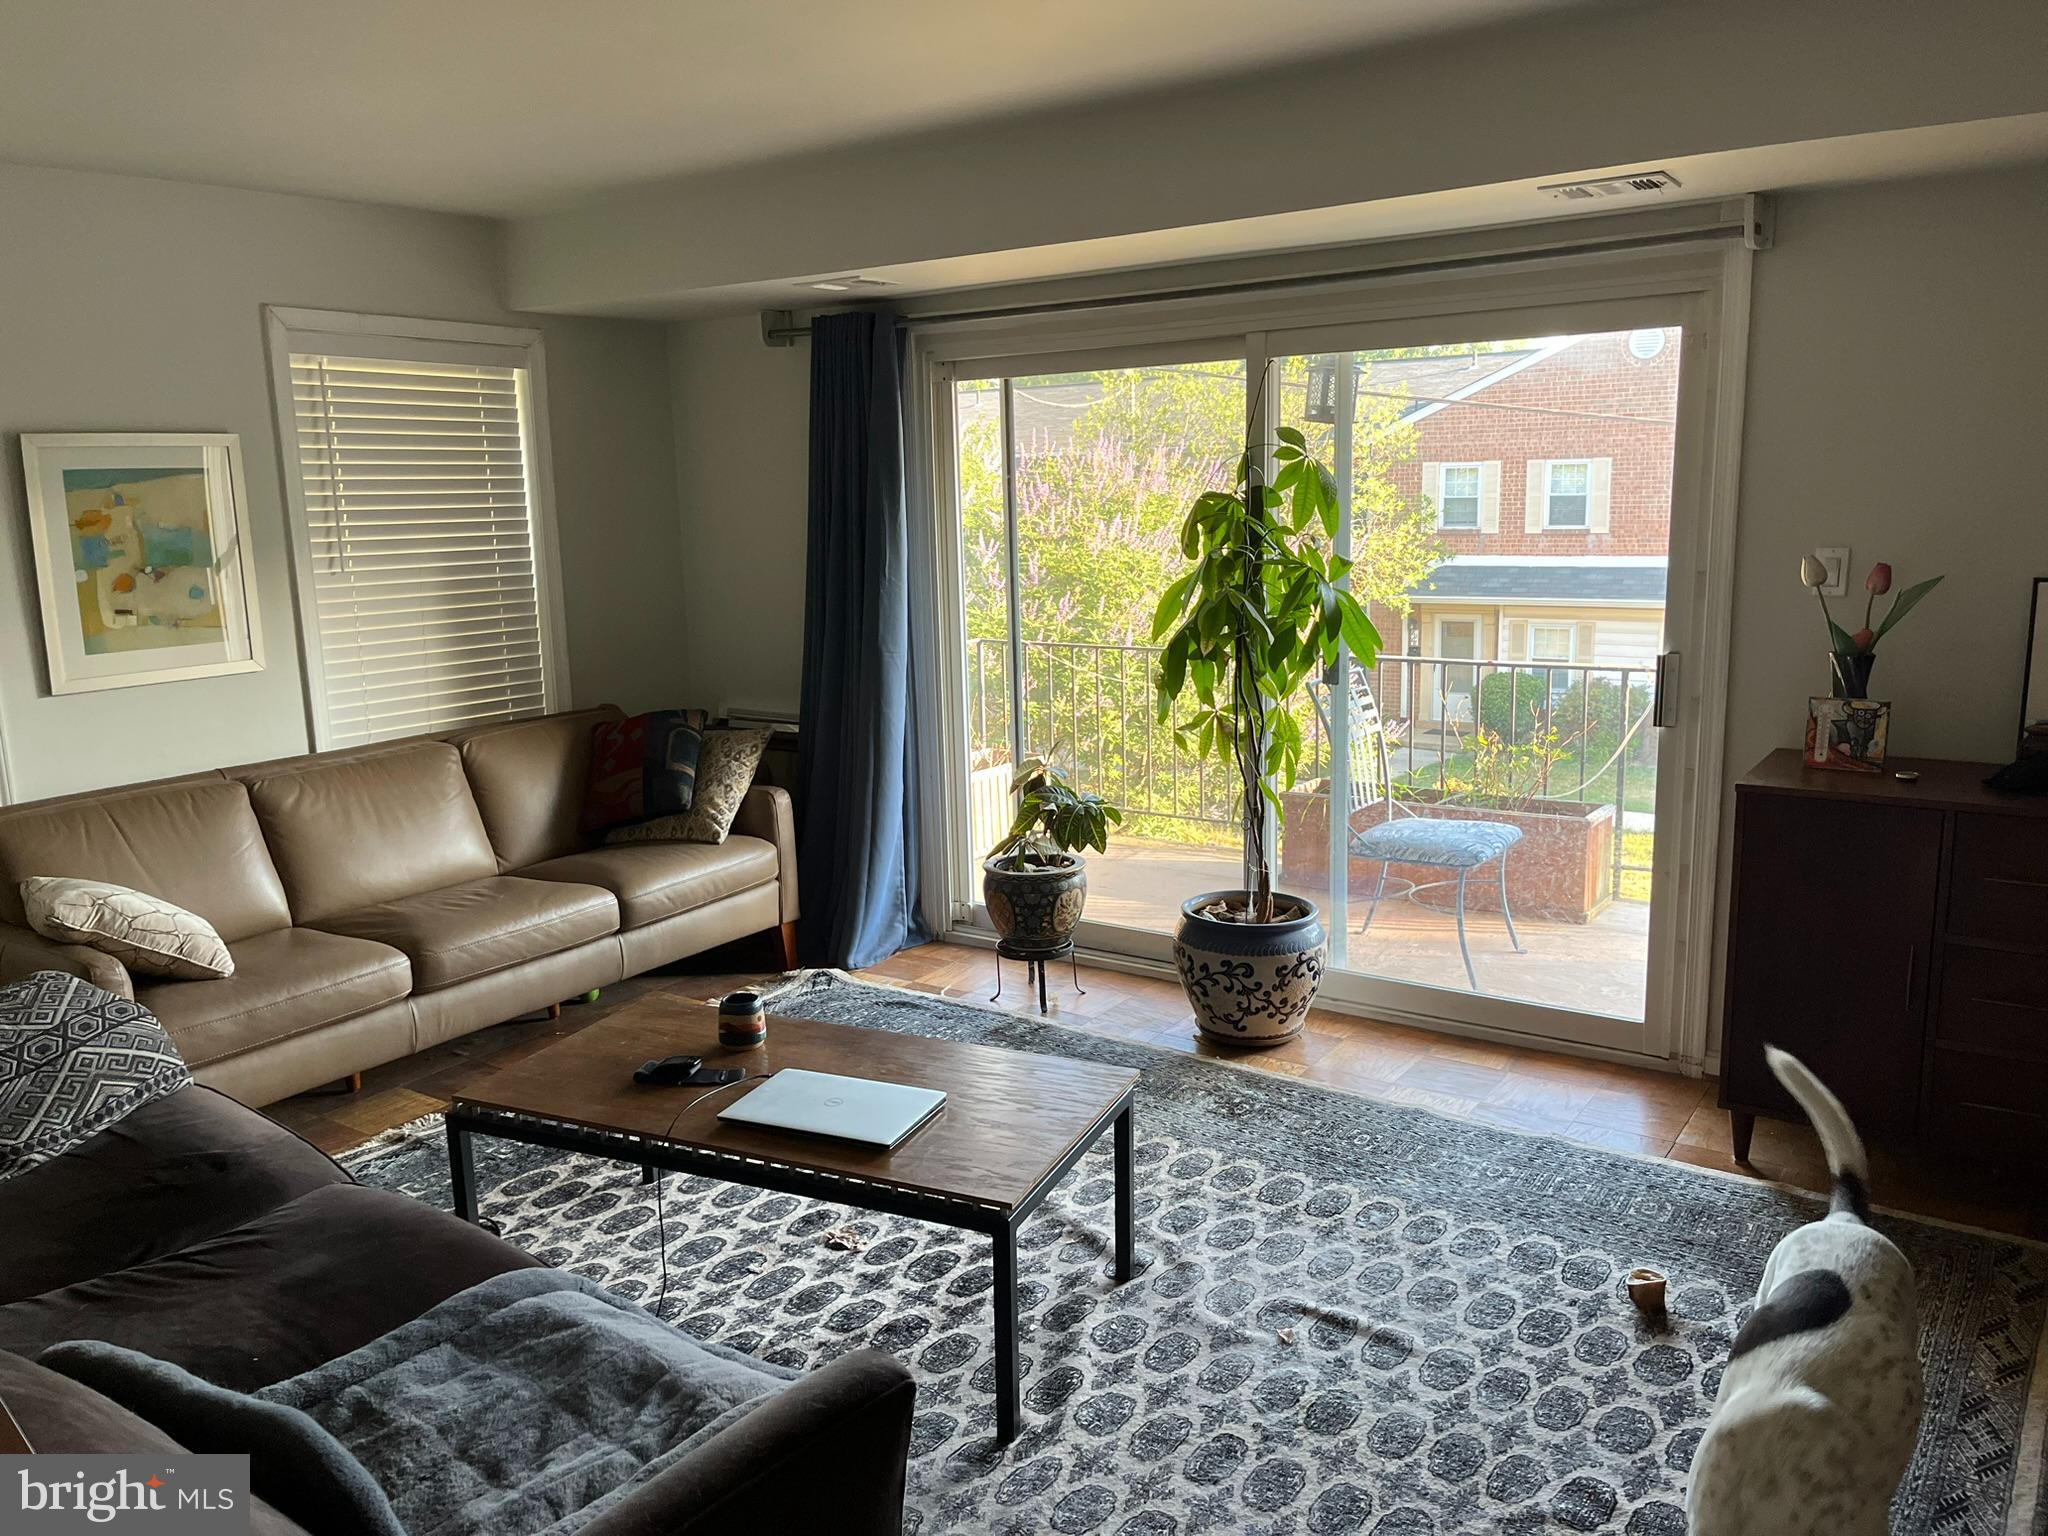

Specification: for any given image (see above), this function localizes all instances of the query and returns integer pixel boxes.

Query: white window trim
[1543,457,1594,530]
[262,306,572,750]
[1437,461,1483,530]
[1528,621,1577,663]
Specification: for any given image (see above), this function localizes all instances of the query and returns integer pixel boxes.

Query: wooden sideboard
[1721,749,2048,1168]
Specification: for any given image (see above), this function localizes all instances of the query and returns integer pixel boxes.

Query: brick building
[1364,328,1678,725]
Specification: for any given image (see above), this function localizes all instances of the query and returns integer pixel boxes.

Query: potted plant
[1150,413,1382,1045]
[981,754,1122,955]
[1798,555,1943,697]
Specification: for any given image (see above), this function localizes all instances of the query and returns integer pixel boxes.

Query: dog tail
[1765,1045,1870,1223]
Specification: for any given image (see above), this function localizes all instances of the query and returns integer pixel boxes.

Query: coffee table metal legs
[991,1220,1021,1443]
[446,1087,1138,1450]
[990,1096,1136,1444]
[1114,1101,1135,1283]
[447,1115,477,1223]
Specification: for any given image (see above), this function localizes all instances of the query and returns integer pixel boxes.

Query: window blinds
[288,352,549,746]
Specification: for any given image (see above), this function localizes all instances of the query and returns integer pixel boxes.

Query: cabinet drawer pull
[1984,875,2048,890]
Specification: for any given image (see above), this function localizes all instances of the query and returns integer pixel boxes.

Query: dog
[1685,1047,1922,1536]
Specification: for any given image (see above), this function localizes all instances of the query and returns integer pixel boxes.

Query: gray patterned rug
[343,970,2048,1535]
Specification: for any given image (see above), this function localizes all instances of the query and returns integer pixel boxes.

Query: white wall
[0,161,683,803]
[1705,162,2048,1056]
[509,0,2045,313]
[665,314,810,716]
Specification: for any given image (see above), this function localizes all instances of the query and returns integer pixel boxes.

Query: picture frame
[20,432,264,695]
[2021,576,2048,752]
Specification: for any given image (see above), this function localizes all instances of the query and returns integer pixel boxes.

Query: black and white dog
[1686,1047,1922,1535]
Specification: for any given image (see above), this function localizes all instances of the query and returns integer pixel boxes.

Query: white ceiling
[0,0,1589,216]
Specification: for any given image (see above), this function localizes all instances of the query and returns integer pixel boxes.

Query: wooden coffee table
[443,992,1140,1443]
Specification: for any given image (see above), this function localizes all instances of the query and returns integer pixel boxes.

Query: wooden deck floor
[1089,837,1649,1017]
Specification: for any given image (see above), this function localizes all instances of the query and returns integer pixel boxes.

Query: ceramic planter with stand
[1173,889,1327,1047]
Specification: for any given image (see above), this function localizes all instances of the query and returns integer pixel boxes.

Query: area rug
[343,970,2048,1535]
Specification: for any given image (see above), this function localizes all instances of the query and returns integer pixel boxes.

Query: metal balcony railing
[967,638,1657,893]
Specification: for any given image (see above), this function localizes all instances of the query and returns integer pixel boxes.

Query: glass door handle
[1652,652,1681,728]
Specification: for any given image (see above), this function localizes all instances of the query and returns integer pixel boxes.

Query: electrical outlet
[1815,547,1850,598]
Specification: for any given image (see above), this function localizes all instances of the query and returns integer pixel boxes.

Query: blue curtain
[795,311,929,968]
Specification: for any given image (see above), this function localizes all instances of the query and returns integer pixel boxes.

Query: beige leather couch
[0,707,797,1107]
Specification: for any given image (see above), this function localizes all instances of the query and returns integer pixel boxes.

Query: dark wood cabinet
[1720,750,2048,1168]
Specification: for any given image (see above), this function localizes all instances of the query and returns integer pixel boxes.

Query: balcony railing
[969,637,1656,892]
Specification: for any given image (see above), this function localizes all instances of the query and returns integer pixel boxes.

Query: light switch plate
[1814,547,1850,598]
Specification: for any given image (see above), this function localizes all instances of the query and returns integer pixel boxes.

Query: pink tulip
[1865,563,1892,596]
[1852,627,1875,652]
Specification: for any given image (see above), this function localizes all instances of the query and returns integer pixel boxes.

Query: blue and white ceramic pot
[1174,889,1326,1047]
[983,855,1088,955]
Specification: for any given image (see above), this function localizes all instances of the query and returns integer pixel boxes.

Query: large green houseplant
[1149,415,1382,1043]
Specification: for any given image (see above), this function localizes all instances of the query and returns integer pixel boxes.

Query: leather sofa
[0,707,798,1107]
[0,1084,914,1534]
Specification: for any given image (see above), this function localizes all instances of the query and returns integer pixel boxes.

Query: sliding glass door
[931,278,1726,1058]
[954,355,1250,939]
[1263,323,1680,1048]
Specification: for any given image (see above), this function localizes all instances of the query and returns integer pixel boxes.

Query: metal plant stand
[990,937,1085,1014]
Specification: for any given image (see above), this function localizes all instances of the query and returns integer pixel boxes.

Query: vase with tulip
[1798,555,1944,698]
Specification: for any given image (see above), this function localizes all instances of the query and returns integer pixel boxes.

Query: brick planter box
[1280,784,1615,923]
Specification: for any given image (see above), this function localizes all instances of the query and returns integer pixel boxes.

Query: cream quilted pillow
[20,877,234,981]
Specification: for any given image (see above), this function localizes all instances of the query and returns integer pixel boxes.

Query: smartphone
[686,1067,747,1087]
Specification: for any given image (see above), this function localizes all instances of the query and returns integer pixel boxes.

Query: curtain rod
[760,201,1769,347]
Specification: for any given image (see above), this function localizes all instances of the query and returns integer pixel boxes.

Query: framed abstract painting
[20,433,264,694]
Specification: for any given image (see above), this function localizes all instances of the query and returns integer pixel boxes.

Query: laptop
[717,1068,946,1150]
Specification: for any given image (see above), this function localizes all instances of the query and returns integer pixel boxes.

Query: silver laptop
[717,1068,946,1150]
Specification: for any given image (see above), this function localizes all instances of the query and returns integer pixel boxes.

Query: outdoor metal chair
[1334,670,1524,990]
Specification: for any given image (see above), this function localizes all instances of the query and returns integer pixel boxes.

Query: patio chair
[1333,670,1524,990]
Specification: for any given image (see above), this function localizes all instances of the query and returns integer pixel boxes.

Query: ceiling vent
[807,275,897,292]
[1538,169,1682,202]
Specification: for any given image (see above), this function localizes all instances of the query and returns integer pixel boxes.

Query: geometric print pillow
[0,971,190,1182]
[605,728,771,847]
[20,875,235,980]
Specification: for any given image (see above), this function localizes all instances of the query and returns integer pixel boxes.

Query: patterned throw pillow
[0,971,191,1181]
[21,877,234,980]
[582,710,711,832]
[606,729,771,847]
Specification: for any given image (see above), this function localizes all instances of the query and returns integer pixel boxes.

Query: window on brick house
[1438,463,1481,528]
[1544,459,1591,528]
[1530,621,1575,696]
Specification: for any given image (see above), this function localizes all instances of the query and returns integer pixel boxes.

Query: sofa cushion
[448,706,621,870]
[0,778,292,942]
[0,1086,347,1305]
[138,928,412,1070]
[605,728,771,847]
[583,710,711,833]
[311,877,618,991]
[520,839,778,929]
[236,742,499,924]
[0,972,190,1182]
[0,1353,315,1536]
[0,1183,542,1389]
[46,1270,794,1536]
[22,875,235,980]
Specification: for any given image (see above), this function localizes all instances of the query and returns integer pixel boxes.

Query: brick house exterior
[1364,329,1678,725]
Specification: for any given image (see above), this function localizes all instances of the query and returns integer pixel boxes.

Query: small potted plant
[1151,410,1381,1046]
[982,755,1122,955]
